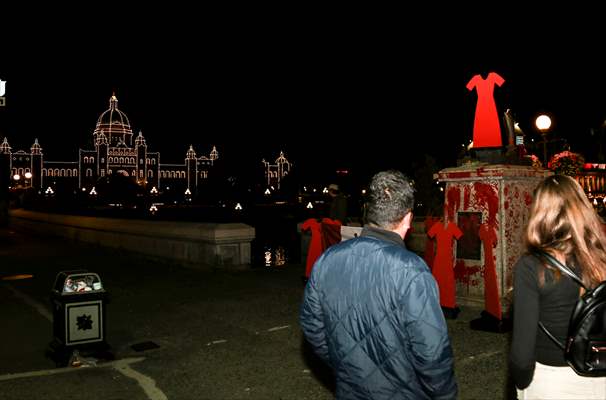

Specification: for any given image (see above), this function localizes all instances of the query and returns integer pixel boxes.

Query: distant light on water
[264,246,286,267]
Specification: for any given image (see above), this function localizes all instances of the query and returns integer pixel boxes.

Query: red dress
[321,218,342,251]
[302,219,323,278]
[479,223,501,319]
[301,218,342,278]
[424,216,440,270]
[427,222,463,308]
[467,72,505,148]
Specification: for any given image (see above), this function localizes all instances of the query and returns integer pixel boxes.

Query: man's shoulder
[348,237,427,266]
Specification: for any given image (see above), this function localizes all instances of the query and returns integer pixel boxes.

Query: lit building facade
[262,151,291,189]
[0,94,218,194]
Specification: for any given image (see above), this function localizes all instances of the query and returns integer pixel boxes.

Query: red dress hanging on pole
[479,223,501,319]
[424,216,440,271]
[428,221,463,309]
[320,218,342,251]
[301,218,342,279]
[302,218,323,279]
[466,72,505,148]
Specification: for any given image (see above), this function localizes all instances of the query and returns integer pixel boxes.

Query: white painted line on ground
[206,339,227,346]
[267,325,290,332]
[3,284,52,322]
[113,358,168,400]
[0,357,145,381]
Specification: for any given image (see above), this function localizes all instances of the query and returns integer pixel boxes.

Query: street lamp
[535,114,552,164]
[24,172,32,188]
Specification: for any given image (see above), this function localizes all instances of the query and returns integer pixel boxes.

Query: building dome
[30,138,42,155]
[0,137,11,154]
[93,94,133,147]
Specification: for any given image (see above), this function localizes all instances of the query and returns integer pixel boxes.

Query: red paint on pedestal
[463,187,471,210]
[472,182,499,226]
[446,186,461,222]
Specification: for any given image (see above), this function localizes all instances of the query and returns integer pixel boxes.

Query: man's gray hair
[365,170,415,229]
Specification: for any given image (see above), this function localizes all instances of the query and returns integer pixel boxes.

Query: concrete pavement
[0,227,514,399]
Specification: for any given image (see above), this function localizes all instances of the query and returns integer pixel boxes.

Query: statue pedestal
[435,163,552,331]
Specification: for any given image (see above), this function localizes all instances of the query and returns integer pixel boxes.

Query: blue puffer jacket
[300,227,457,400]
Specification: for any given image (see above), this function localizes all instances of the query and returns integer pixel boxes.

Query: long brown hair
[525,174,606,287]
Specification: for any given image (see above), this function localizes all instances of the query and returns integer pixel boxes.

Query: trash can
[48,269,110,366]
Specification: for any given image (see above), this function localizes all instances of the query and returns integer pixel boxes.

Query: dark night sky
[2,25,606,183]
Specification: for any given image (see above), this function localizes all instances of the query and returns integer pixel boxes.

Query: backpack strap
[538,321,566,350]
[538,251,587,290]
[534,251,586,351]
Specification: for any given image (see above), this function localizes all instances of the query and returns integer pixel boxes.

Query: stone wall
[9,209,255,269]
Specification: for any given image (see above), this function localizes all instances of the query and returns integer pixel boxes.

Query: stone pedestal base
[435,163,552,324]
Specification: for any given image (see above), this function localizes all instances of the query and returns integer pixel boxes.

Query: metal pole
[541,132,548,164]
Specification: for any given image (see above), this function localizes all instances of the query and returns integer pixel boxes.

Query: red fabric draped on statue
[428,221,463,309]
[302,218,342,278]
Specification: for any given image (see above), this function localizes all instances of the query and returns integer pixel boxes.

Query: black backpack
[537,251,606,377]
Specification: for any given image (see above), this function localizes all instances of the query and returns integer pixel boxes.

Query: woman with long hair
[510,174,606,399]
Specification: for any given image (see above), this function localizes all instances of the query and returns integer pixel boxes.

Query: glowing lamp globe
[535,115,552,132]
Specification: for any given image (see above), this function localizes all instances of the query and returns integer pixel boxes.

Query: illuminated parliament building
[0,94,219,194]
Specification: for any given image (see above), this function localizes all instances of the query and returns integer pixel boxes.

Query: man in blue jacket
[300,170,457,399]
